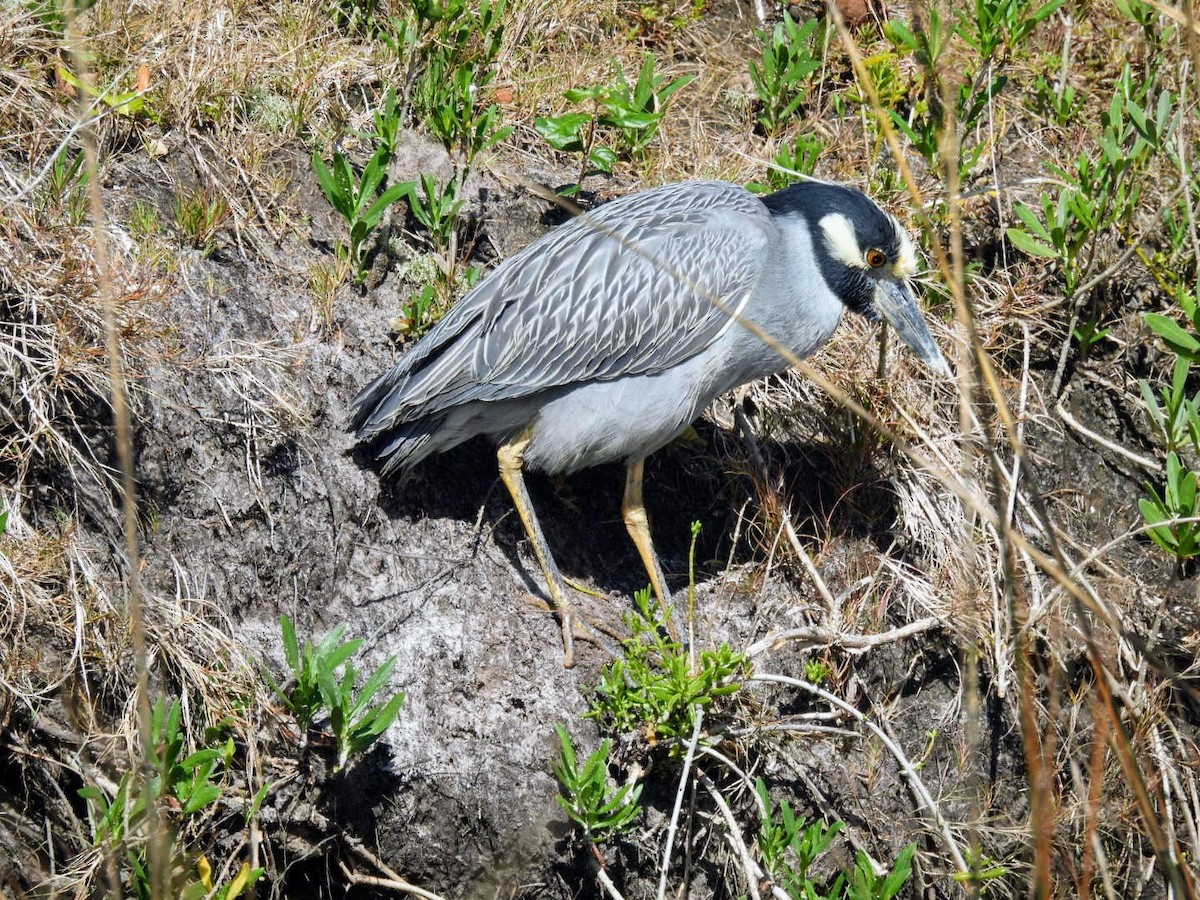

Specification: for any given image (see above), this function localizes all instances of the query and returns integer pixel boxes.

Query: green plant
[172,187,230,257]
[749,130,826,193]
[877,0,1060,185]
[1030,72,1081,127]
[393,172,478,338]
[407,0,511,167]
[757,779,916,899]
[803,658,832,685]
[309,254,354,331]
[1072,316,1111,356]
[748,12,825,134]
[148,697,233,816]
[1140,451,1200,560]
[57,63,154,120]
[1147,201,1199,291]
[392,254,481,339]
[312,146,411,284]
[1007,67,1177,295]
[128,200,161,239]
[588,588,747,746]
[321,649,406,770]
[77,697,262,900]
[957,0,1065,63]
[332,0,384,35]
[535,54,692,192]
[845,843,916,900]
[270,614,405,769]
[1146,287,1200,364]
[35,147,90,225]
[274,614,348,734]
[599,54,693,158]
[882,9,1006,183]
[951,848,1010,890]
[1139,358,1200,454]
[26,0,98,37]
[41,147,87,202]
[551,724,642,841]
[624,0,707,38]
[358,84,402,161]
[1136,285,1200,563]
[757,777,845,896]
[534,110,616,185]
[406,173,464,251]
[1113,0,1161,41]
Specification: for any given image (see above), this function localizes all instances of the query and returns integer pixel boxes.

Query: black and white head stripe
[763,181,919,318]
[815,210,917,278]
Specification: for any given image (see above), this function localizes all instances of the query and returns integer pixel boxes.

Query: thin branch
[751,672,968,875]
[656,706,704,900]
[747,617,940,658]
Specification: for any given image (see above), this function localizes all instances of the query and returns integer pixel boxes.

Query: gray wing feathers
[352,181,772,438]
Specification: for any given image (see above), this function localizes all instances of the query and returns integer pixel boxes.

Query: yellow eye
[865,247,888,269]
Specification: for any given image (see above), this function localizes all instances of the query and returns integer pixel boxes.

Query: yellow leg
[622,460,678,641]
[498,434,576,668]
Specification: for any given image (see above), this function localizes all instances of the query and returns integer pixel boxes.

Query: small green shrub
[404,0,511,166]
[1140,451,1200,561]
[312,147,411,284]
[588,588,747,747]
[535,54,692,193]
[551,724,642,842]
[271,614,405,770]
[172,187,229,257]
[77,697,263,900]
[748,12,825,134]
[757,778,917,900]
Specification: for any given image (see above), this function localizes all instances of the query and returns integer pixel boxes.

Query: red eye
[865,248,887,268]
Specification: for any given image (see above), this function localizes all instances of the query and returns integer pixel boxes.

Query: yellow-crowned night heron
[351,179,948,666]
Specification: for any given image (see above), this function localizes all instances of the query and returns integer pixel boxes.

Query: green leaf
[1006,227,1059,258]
[245,782,270,824]
[281,615,299,670]
[564,85,607,103]
[654,74,694,107]
[1146,313,1200,355]
[362,181,414,230]
[316,663,341,713]
[180,748,224,770]
[586,146,617,173]
[324,636,362,672]
[350,656,398,719]
[1013,202,1051,239]
[1028,0,1067,27]
[350,692,405,752]
[880,843,917,899]
[883,18,918,51]
[599,109,661,130]
[534,113,591,150]
[182,782,222,816]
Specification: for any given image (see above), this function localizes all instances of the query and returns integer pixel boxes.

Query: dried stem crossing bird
[351,179,948,667]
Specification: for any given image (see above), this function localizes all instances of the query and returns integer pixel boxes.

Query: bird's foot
[520,590,621,665]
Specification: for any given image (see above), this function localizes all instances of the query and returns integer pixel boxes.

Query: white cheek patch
[821,209,920,278]
[889,214,919,278]
[818,212,867,269]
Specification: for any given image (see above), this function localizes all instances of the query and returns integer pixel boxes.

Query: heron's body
[352,179,947,666]
[354,181,852,470]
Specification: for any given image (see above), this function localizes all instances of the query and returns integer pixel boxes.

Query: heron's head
[764,181,949,375]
